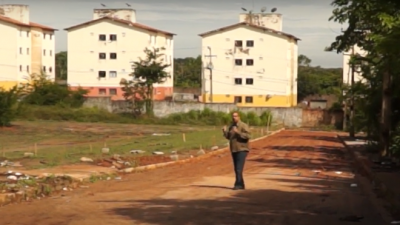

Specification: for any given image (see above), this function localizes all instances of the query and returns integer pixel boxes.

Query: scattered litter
[80,157,93,162]
[350,183,358,187]
[7,175,17,180]
[23,152,34,157]
[197,149,205,155]
[62,187,68,191]
[152,151,164,155]
[313,170,321,173]
[101,147,110,154]
[294,172,301,176]
[211,146,219,151]
[391,221,400,224]
[130,150,145,154]
[335,171,342,174]
[170,154,179,161]
[114,177,122,180]
[0,160,15,167]
[152,133,171,136]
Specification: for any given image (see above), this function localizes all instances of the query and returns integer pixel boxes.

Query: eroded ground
[0,131,386,225]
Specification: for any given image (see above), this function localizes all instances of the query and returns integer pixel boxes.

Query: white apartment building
[0,4,56,90]
[199,13,299,107]
[343,45,366,85]
[64,8,175,100]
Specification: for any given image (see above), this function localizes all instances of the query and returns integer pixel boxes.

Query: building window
[110,34,117,41]
[43,49,46,56]
[235,59,242,66]
[50,50,52,56]
[99,89,106,95]
[246,40,254,47]
[246,78,254,85]
[49,34,52,40]
[19,31,22,37]
[234,78,242,85]
[99,34,106,41]
[19,65,22,71]
[27,31,29,37]
[43,34,46,39]
[27,48,29,54]
[43,66,46,72]
[27,65,29,72]
[98,71,106,78]
[99,53,106,59]
[49,67,53,73]
[109,88,117,95]
[109,71,117,78]
[235,40,242,47]
[245,96,253,103]
[110,53,117,59]
[19,47,22,54]
[246,59,254,66]
[234,96,242,103]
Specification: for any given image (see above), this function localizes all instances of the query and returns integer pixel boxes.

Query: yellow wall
[202,94,297,107]
[0,81,18,90]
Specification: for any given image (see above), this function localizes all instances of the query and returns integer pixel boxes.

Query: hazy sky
[1,0,344,67]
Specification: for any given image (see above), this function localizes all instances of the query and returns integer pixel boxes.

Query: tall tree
[329,0,400,156]
[174,56,202,87]
[120,47,170,116]
[55,51,67,80]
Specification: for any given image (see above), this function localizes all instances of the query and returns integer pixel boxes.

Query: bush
[21,74,88,107]
[17,106,274,127]
[0,87,21,126]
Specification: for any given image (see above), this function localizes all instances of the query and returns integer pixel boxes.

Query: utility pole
[204,46,216,103]
[349,45,355,138]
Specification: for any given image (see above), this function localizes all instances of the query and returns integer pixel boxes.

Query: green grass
[0,121,279,169]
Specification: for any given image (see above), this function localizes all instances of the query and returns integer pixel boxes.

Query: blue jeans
[232,151,248,188]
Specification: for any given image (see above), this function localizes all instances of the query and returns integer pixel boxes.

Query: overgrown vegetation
[328,0,400,157]
[0,86,22,126]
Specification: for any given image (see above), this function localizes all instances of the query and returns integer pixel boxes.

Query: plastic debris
[350,183,357,187]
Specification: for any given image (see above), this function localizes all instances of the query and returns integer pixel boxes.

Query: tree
[174,56,202,87]
[55,51,67,80]
[329,0,400,156]
[0,86,21,127]
[120,47,170,116]
[297,55,342,101]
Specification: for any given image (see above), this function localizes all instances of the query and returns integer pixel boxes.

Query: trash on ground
[391,221,400,224]
[152,133,171,136]
[350,183,357,187]
[335,171,342,174]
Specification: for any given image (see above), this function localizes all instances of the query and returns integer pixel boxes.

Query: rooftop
[0,15,57,31]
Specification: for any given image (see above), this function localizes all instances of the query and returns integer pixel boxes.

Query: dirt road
[0,131,386,224]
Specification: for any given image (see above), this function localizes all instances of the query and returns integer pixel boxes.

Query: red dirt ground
[0,130,387,225]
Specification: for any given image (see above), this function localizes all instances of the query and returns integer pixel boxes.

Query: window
[98,71,106,78]
[19,31,22,37]
[99,34,106,41]
[234,96,242,103]
[49,34,52,40]
[19,65,22,71]
[245,96,253,103]
[27,65,29,72]
[49,67,53,73]
[109,71,117,78]
[50,50,52,56]
[235,59,242,66]
[27,31,29,37]
[43,34,46,39]
[110,53,117,59]
[43,49,46,56]
[19,47,22,54]
[99,53,106,59]
[246,78,253,85]
[43,66,46,72]
[110,34,117,41]
[246,59,254,66]
[246,40,254,47]
[99,89,106,95]
[27,48,29,54]
[109,88,117,95]
[234,78,242,85]
[235,40,243,47]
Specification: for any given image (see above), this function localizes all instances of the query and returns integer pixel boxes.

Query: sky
[1,0,345,68]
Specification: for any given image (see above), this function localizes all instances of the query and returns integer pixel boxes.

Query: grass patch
[0,121,279,169]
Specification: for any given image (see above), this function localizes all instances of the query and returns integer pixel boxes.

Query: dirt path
[0,131,386,224]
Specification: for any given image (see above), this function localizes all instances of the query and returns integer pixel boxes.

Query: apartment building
[64,8,175,100]
[0,4,56,90]
[343,45,366,85]
[199,13,299,107]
